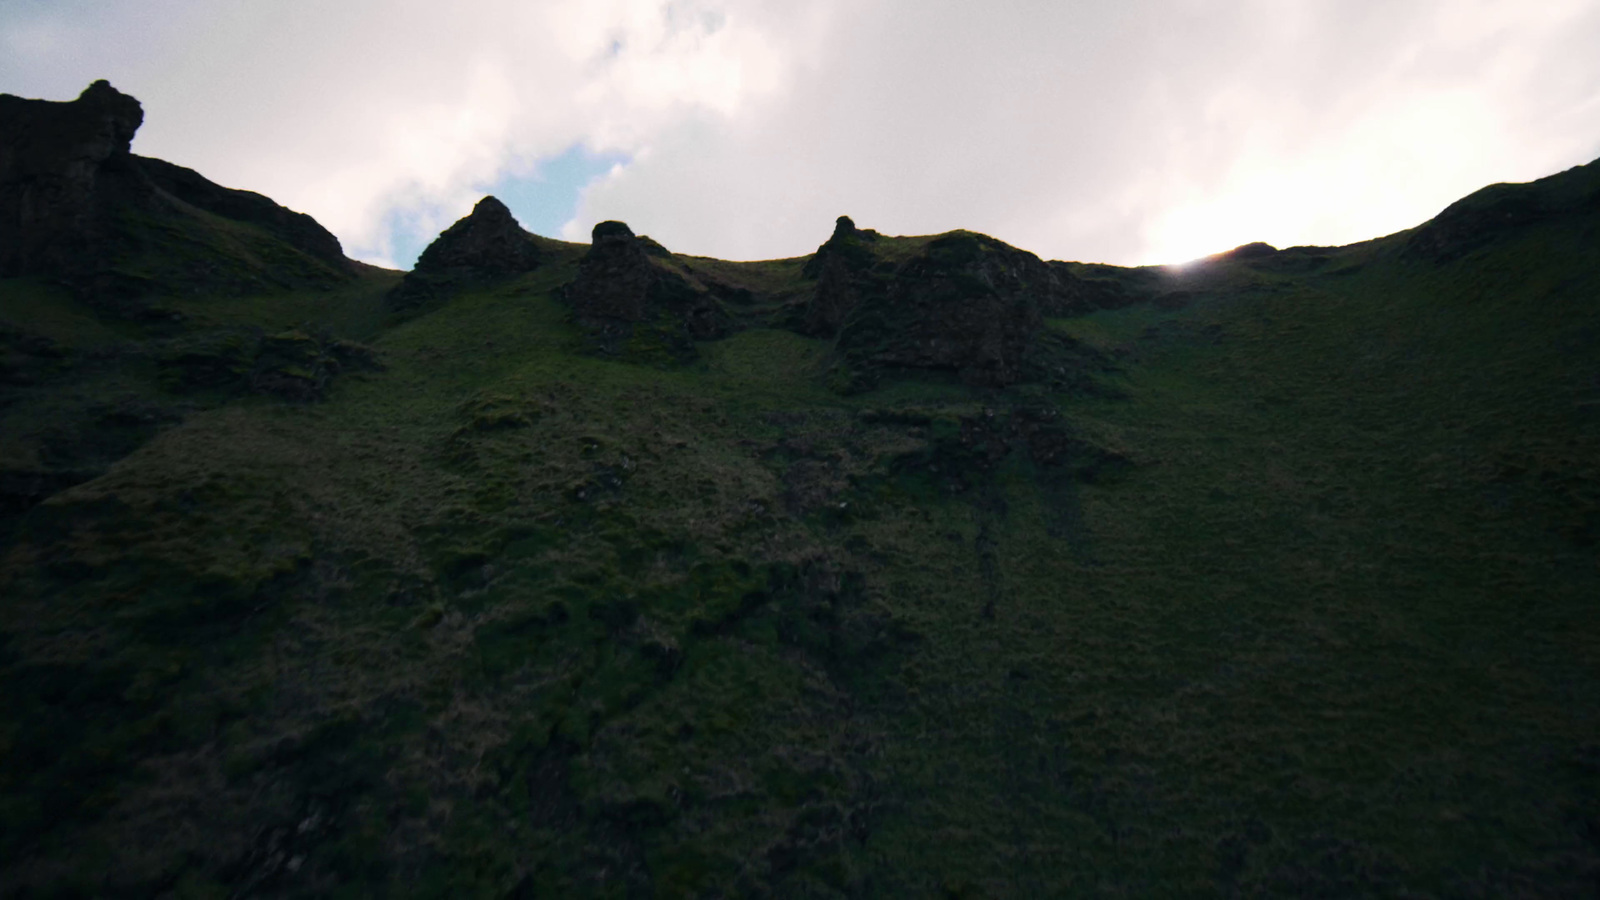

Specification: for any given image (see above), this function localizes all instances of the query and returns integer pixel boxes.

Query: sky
[3,0,1598,269]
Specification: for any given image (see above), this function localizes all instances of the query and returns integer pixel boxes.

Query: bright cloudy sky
[4,0,1599,268]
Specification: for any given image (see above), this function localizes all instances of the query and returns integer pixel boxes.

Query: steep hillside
[1,85,1598,898]
[0,81,394,545]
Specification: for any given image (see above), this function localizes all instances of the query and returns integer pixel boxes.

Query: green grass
[0,278,135,348]
[1,194,1597,896]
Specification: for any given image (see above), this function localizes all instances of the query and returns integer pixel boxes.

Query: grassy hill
[1,153,1597,897]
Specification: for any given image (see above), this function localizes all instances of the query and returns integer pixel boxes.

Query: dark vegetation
[2,83,1598,898]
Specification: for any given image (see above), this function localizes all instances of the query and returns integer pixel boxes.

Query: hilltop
[2,83,1598,897]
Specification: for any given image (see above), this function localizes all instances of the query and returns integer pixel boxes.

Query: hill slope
[1,85,1598,897]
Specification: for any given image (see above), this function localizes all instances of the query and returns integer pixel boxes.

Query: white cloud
[3,0,1597,267]
[2,0,816,266]
[1131,0,1600,262]
[567,0,1600,263]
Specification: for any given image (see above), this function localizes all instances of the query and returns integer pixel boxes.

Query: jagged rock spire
[413,196,541,274]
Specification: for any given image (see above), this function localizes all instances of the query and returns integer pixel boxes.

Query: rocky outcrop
[797,216,884,336]
[562,221,728,361]
[0,81,350,302]
[387,196,543,308]
[802,219,1085,387]
[569,220,668,322]
[417,196,541,273]
[0,80,144,277]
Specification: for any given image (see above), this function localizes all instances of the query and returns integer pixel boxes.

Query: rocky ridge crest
[561,220,729,361]
[803,218,1082,387]
[387,196,546,308]
[0,81,351,304]
[0,80,144,278]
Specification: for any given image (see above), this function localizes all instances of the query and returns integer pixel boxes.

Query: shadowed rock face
[415,196,541,274]
[843,233,1048,386]
[563,220,728,358]
[387,196,542,308]
[798,216,882,336]
[568,221,663,322]
[804,219,1082,386]
[0,80,144,276]
[0,81,349,299]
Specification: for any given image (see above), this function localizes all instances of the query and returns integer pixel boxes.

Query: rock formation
[797,216,884,336]
[417,196,541,273]
[0,80,144,277]
[387,196,543,308]
[802,219,1087,387]
[0,81,350,302]
[842,232,1049,386]
[562,220,728,360]
[135,156,346,267]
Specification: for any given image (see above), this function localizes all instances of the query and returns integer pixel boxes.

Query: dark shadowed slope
[0,82,395,544]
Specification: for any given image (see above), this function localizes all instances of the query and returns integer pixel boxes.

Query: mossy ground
[1,212,1597,896]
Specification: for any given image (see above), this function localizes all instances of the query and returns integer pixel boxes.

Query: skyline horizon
[7,1,1598,270]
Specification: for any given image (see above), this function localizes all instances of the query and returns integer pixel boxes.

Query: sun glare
[1142,193,1269,267]
[1136,87,1526,267]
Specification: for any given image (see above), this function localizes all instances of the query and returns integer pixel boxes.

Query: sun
[1141,182,1285,267]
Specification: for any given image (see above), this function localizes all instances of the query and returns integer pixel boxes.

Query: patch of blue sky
[486,145,628,239]
[375,205,437,272]
[374,144,627,270]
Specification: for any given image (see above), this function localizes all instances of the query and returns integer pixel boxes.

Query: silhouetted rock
[591,219,637,245]
[417,196,541,273]
[0,81,350,302]
[841,232,1052,386]
[802,221,1084,387]
[387,196,543,308]
[569,221,654,322]
[562,221,728,361]
[797,215,883,336]
[0,80,143,277]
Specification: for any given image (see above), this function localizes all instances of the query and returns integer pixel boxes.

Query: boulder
[798,216,884,336]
